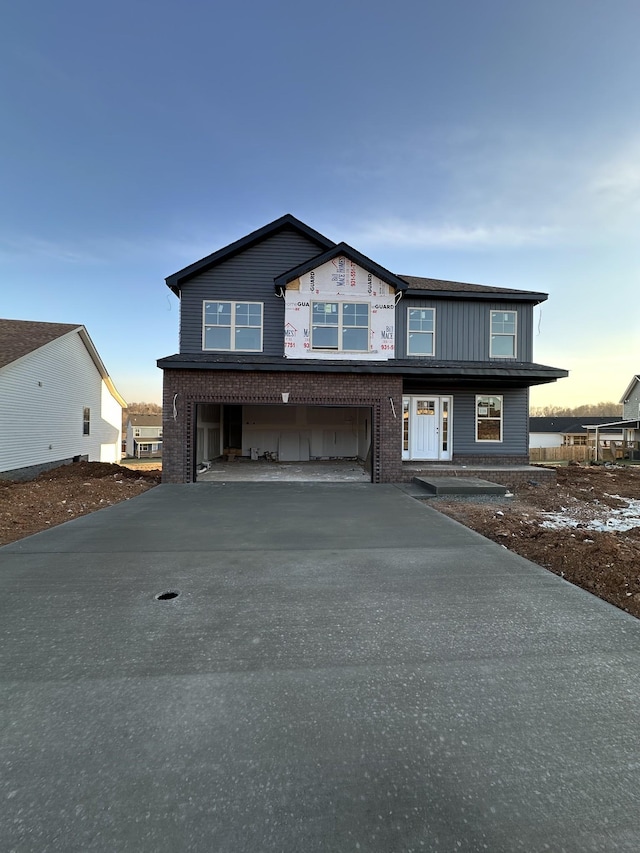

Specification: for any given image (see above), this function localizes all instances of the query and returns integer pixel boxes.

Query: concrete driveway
[2,483,640,852]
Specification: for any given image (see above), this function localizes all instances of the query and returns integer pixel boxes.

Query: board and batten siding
[179,229,325,355]
[396,299,533,361]
[0,331,122,474]
[450,388,529,456]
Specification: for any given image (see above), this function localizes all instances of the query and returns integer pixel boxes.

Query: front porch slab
[403,463,556,490]
[413,475,509,496]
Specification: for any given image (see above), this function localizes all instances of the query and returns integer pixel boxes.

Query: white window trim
[310,301,370,353]
[475,394,503,443]
[490,310,517,359]
[406,306,436,357]
[202,300,263,352]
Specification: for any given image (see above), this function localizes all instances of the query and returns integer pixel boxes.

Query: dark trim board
[274,243,409,294]
[158,355,567,387]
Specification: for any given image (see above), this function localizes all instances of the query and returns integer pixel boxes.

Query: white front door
[402,395,452,461]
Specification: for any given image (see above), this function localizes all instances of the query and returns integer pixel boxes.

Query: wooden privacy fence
[529,446,592,463]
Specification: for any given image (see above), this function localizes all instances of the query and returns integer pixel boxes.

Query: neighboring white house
[125,413,163,458]
[529,417,624,449]
[0,319,126,480]
[621,375,640,421]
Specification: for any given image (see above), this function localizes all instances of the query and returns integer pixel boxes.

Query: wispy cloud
[0,235,103,264]
[350,220,558,250]
[335,126,640,252]
[588,141,640,210]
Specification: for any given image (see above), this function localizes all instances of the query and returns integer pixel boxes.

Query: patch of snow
[539,496,640,533]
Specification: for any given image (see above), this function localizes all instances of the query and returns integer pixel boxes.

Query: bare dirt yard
[0,461,161,546]
[1,460,640,620]
[432,464,640,619]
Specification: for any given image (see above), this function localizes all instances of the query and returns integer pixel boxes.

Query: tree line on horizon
[124,401,162,415]
[529,401,622,418]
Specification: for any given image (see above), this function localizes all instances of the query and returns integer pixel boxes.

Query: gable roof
[529,416,623,434]
[0,318,126,407]
[398,275,548,303]
[166,214,336,295]
[0,319,80,369]
[620,375,640,403]
[273,242,409,293]
[165,214,550,303]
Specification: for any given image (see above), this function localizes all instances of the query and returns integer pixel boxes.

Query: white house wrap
[283,257,396,360]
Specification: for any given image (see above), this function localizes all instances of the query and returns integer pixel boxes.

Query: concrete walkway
[2,483,640,852]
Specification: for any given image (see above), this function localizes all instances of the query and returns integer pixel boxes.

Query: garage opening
[194,403,372,482]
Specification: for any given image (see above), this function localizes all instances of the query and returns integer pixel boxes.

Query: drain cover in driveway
[155,590,180,600]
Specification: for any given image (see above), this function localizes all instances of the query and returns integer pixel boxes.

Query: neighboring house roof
[620,375,640,403]
[0,318,126,407]
[0,319,80,369]
[529,416,623,434]
[274,242,409,294]
[166,214,336,294]
[128,413,162,427]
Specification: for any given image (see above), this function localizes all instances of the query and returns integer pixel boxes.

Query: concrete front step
[413,475,508,496]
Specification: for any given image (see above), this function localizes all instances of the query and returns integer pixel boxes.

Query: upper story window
[203,301,263,351]
[83,407,90,436]
[490,310,517,358]
[476,395,502,442]
[407,308,435,356]
[134,427,140,436]
[311,302,369,352]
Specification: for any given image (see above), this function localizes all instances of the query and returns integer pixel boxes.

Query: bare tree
[530,401,622,417]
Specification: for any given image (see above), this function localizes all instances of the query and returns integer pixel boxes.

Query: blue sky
[2,0,639,407]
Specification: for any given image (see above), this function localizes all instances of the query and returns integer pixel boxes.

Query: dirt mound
[39,460,159,482]
[0,461,161,546]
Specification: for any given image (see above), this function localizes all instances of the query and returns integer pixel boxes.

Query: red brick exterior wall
[162,369,403,484]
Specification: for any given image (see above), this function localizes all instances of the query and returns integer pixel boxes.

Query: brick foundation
[162,369,403,483]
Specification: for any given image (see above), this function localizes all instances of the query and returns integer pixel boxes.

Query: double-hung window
[407,307,435,356]
[490,311,517,358]
[311,302,369,352]
[203,301,263,351]
[83,407,90,436]
[476,395,502,442]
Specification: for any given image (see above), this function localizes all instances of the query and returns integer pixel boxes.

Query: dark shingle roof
[128,413,162,427]
[398,275,547,301]
[0,319,80,370]
[529,416,623,434]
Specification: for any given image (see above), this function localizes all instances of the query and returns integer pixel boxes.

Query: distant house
[125,413,163,458]
[529,416,624,449]
[0,319,126,481]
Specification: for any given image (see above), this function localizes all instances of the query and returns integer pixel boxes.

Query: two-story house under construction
[158,215,567,483]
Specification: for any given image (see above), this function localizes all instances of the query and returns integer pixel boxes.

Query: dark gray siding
[396,298,533,361]
[179,229,324,355]
[452,387,529,456]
